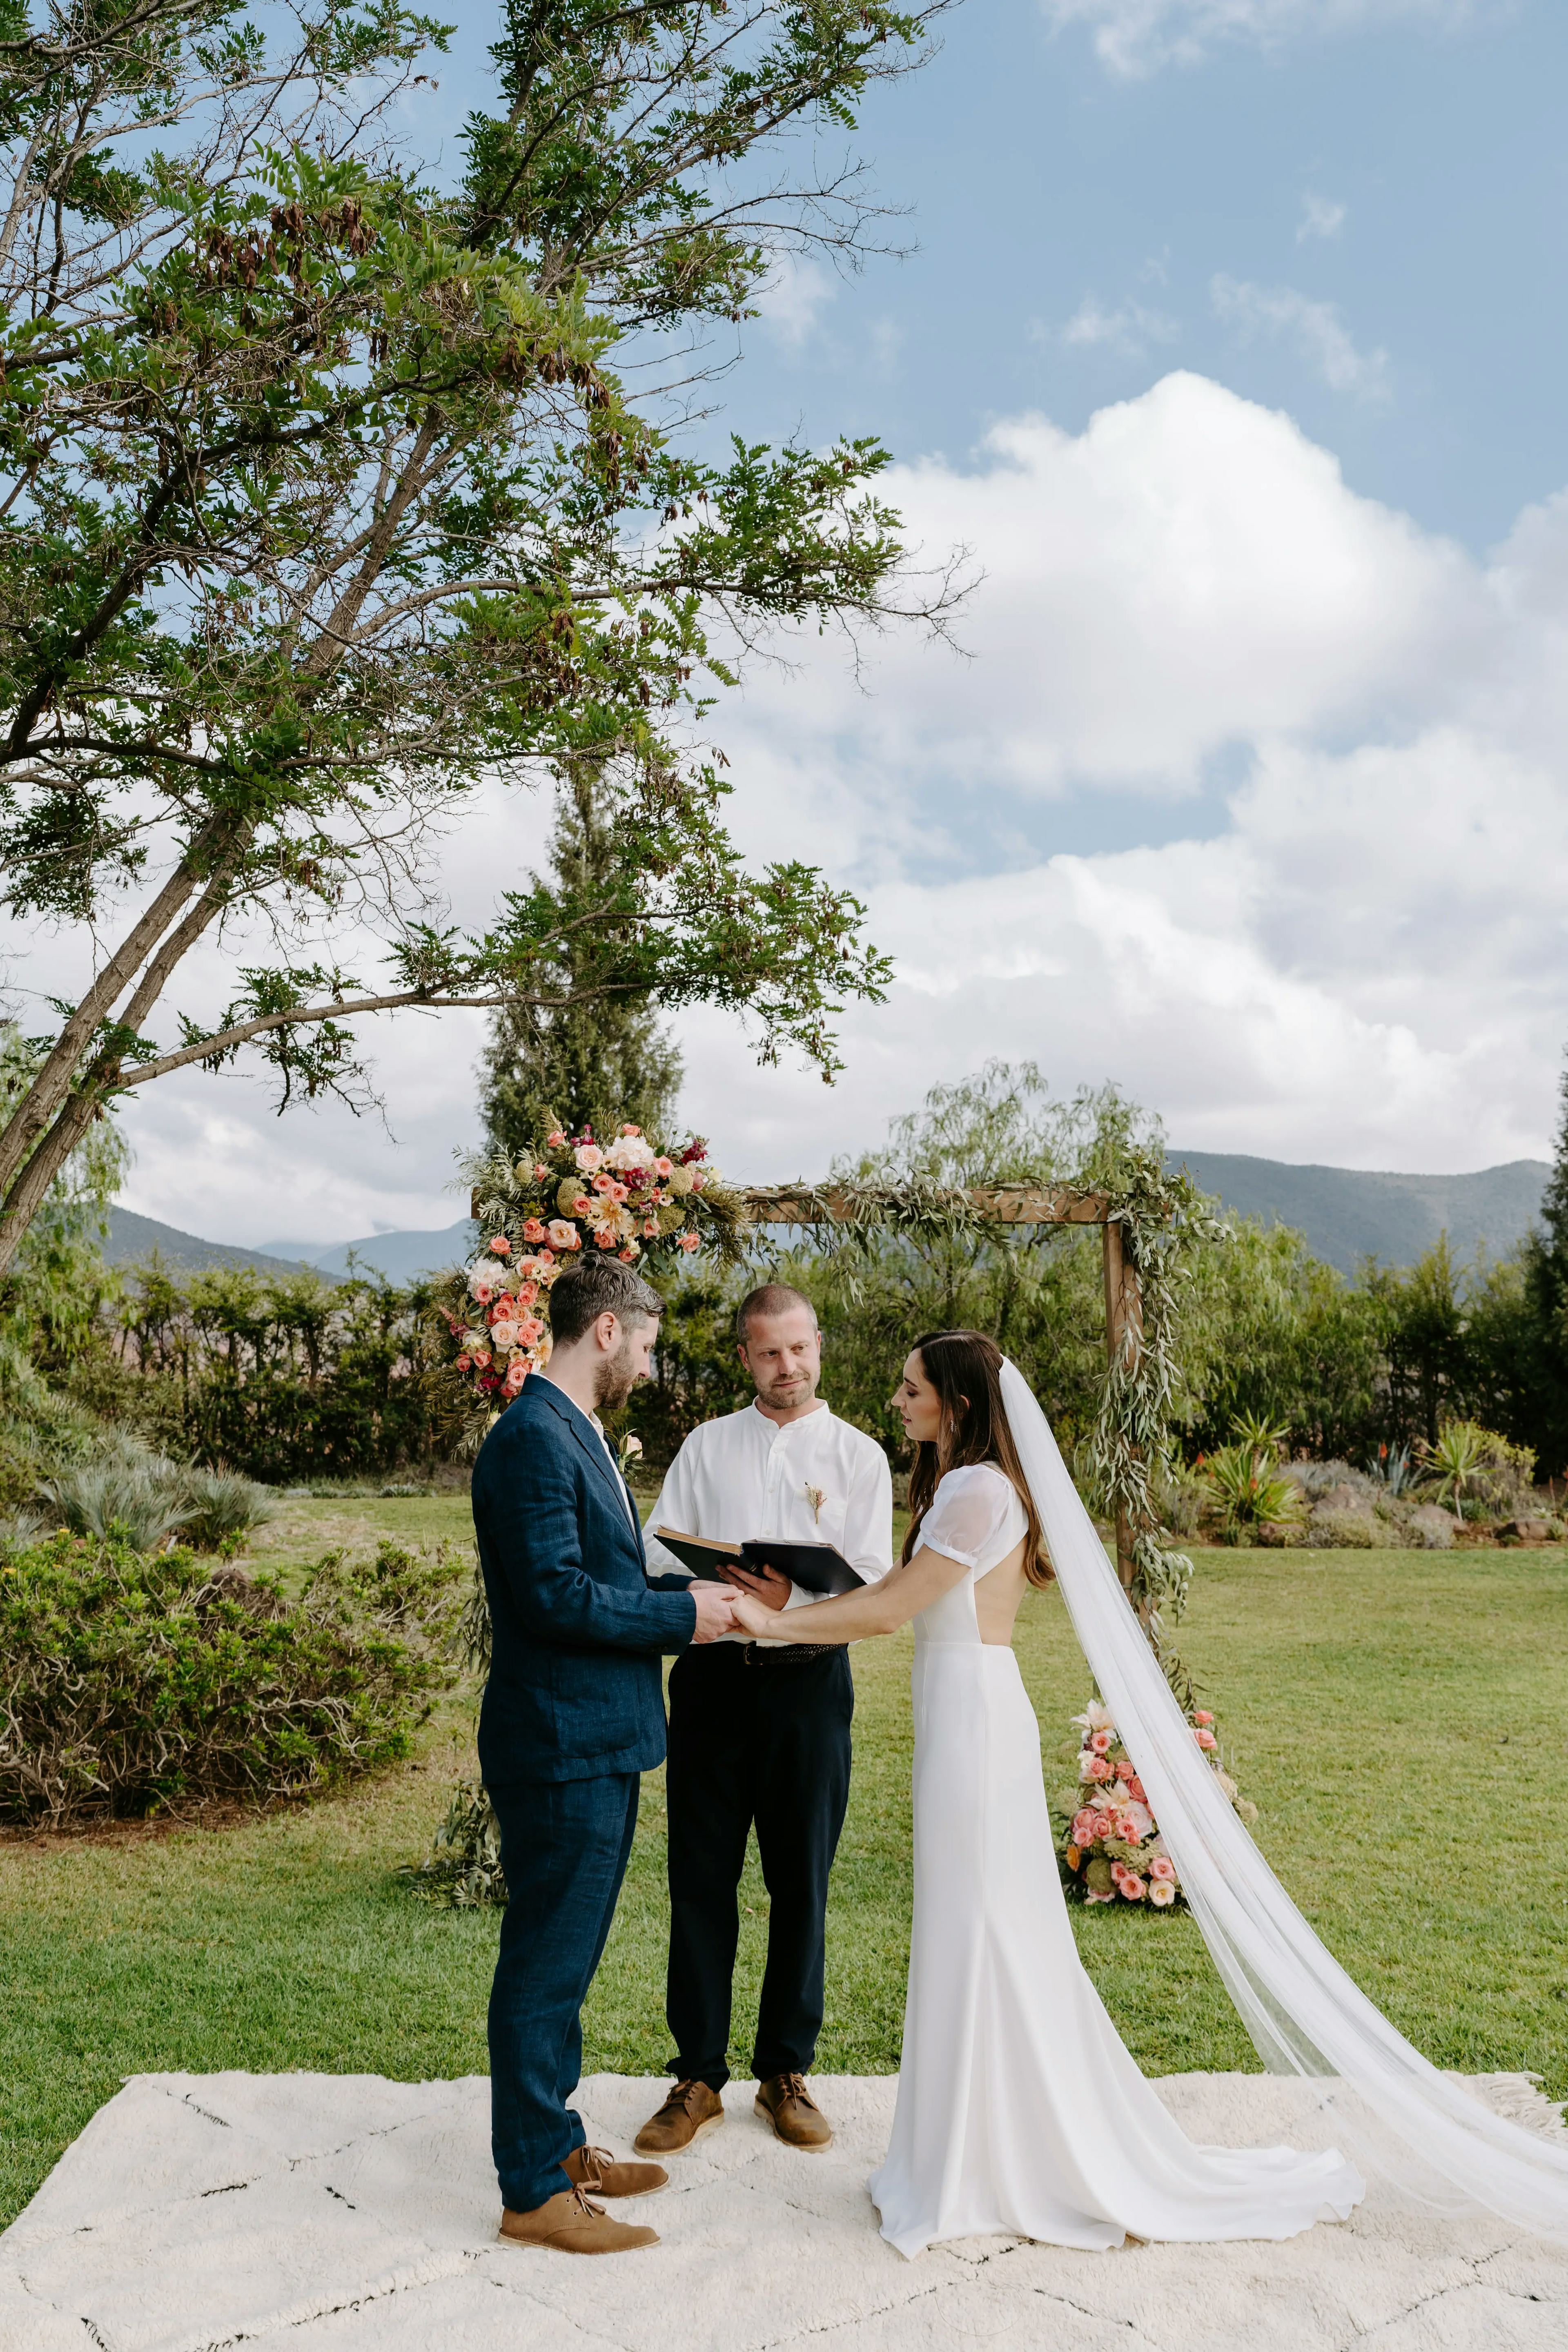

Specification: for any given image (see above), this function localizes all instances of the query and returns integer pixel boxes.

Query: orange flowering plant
[437,1124,748,1416]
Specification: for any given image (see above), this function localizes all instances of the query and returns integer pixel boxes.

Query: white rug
[3,2071,1566,2352]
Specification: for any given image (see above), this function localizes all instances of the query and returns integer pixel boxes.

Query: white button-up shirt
[643,1398,894,1641]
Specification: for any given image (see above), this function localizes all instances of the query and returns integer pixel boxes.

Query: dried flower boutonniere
[804,1482,826,1524]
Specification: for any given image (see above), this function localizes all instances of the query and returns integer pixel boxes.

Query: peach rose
[1089,1729,1112,1755]
[574,1142,604,1171]
[1085,1755,1113,1783]
[490,1319,519,1350]
[1120,1874,1147,1901]
[1194,1727,1217,1750]
[1149,1878,1176,1907]
[488,1234,511,1256]
[517,1316,545,1345]
[1126,1775,1147,1804]
[546,1220,581,1250]
[618,1245,637,1262]
[456,1353,471,1370]
[679,1232,699,1251]
[1193,1711,1214,1726]
[621,1123,641,1136]
[522,1218,547,1243]
[534,1163,550,1180]
[655,1155,674,1176]
[515,1280,539,1306]
[546,1130,566,1147]
[471,1348,491,1368]
[505,1360,528,1392]
[591,1171,615,1193]
[593,1226,617,1248]
[1149,1855,1177,1882]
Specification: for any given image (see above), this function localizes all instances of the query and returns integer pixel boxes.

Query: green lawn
[3,1495,1567,2229]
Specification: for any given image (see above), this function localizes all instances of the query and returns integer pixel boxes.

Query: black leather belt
[742,1641,839,1666]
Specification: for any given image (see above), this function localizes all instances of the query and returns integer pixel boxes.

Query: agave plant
[38,1460,195,1553]
[1198,1414,1307,1541]
[1365,1441,1414,1497]
[1419,1421,1489,1523]
[177,1469,276,1552]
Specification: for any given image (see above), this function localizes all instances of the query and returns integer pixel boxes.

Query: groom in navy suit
[473,1253,741,2256]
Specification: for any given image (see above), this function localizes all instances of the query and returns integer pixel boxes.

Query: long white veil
[999,1355,1568,2238]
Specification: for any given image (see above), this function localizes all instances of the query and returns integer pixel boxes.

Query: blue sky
[74,0,1568,1239]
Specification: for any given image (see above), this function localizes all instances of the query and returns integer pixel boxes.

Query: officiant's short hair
[549,1256,664,1345]
[736,1282,818,1344]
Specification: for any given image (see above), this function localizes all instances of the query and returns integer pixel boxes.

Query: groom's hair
[549,1256,664,1346]
[735,1282,817,1344]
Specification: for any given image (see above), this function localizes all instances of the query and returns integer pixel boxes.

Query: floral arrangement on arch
[1056,1699,1257,1909]
[439,1124,748,1412]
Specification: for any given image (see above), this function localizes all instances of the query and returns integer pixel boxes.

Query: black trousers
[664,1642,853,2090]
[487,1773,640,2213]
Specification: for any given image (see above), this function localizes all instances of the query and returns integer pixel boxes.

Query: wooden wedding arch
[742,1184,1145,1595]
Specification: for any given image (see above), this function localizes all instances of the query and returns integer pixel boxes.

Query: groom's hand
[690,1582,743,1643]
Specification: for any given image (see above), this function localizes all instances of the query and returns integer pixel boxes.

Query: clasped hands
[688,1559,792,1644]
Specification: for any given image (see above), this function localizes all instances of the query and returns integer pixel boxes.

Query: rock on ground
[2,2071,1566,2352]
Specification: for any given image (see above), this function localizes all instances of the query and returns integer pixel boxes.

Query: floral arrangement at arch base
[438,1123,748,1438]
[1056,1699,1257,1909]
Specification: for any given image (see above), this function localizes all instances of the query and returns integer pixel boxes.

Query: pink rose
[610,1181,628,1203]
[533,1163,550,1180]
[593,1227,617,1249]
[1126,1775,1147,1804]
[574,1143,604,1172]
[1085,1889,1116,1904]
[522,1218,547,1243]
[546,1220,581,1250]
[505,1360,528,1392]
[679,1232,699,1251]
[591,1171,615,1193]
[516,1280,539,1306]
[1110,1860,1127,1884]
[1193,1711,1214,1727]
[643,1218,659,1237]
[1071,1809,1097,1844]
[456,1353,471,1370]
[1120,1875,1147,1901]
[517,1316,545,1345]
[546,1130,566,1147]
[655,1156,674,1176]
[1149,1878,1176,1907]
[488,1234,511,1257]
[1194,1727,1217,1750]
[1085,1755,1113,1783]
[621,1123,641,1136]
[1149,1855,1176,1882]
[472,1348,491,1368]
[619,1245,637,1262]
[1092,1811,1114,1839]
[1089,1729,1112,1755]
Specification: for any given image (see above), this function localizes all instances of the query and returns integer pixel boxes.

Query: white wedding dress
[869,1365,1568,2258]
[867,1462,1363,2256]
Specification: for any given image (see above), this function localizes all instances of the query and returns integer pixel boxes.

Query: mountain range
[105,1156,1551,1285]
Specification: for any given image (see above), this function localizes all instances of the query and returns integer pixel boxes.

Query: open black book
[653,1526,866,1597]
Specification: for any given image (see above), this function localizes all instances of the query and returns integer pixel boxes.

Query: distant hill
[255,1220,473,1283]
[1164,1152,1549,1274]
[105,1210,472,1283]
[105,1210,310,1276]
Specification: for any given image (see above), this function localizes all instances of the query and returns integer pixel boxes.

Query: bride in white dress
[729,1328,1568,2258]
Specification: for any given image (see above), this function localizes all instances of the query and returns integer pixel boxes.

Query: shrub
[177,1468,276,1551]
[1305,1508,1378,1550]
[37,1454,194,1551]
[0,1534,462,1825]
[1198,1415,1308,1542]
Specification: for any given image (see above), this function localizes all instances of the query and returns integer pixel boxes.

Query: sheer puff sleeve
[916,1463,1027,1573]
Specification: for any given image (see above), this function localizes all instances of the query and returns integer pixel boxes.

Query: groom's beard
[594,1334,643,1415]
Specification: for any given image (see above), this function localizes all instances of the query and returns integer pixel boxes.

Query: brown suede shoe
[563,2142,668,2199]
[499,2185,658,2254]
[633,2077,724,2155]
[755,2071,833,2150]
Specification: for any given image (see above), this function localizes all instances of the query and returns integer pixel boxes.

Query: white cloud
[1056,294,1181,357]
[1210,274,1391,403]
[751,254,838,350]
[16,370,1568,1242]
[1042,1,1477,79]
[1297,192,1348,243]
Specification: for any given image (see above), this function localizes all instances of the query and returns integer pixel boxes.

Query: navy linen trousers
[488,1773,640,2214]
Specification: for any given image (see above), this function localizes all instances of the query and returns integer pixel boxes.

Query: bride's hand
[729,1591,781,1638]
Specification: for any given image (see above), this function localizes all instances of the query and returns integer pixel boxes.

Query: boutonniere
[804,1482,826,1524]
[618,1432,644,1478]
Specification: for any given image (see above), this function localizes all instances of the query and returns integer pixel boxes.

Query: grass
[4,1494,1568,2229]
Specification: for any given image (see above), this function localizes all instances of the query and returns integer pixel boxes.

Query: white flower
[1071,1700,1116,1735]
[604,1134,656,1170]
[490,1319,520,1350]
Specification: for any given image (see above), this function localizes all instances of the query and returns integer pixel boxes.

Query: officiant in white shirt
[632,1283,892,2159]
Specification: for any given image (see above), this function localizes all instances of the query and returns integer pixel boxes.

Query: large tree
[480,762,684,1154]
[0,0,952,1271]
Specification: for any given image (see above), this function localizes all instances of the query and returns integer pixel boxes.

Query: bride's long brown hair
[900,1330,1052,1586]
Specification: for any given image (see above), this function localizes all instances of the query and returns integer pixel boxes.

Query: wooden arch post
[743,1185,1145,1597]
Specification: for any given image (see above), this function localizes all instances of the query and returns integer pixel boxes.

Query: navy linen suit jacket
[474,1375,697,1785]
